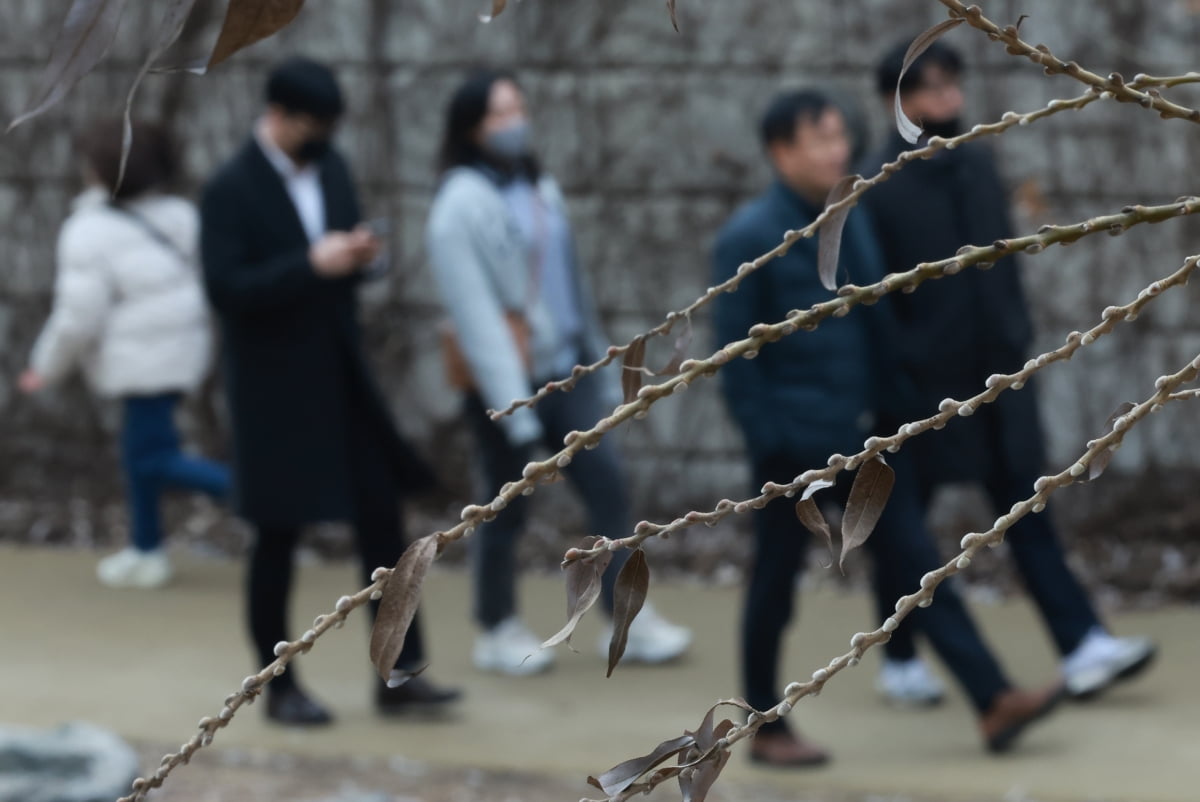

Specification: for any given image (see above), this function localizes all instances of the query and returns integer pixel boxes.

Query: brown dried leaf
[207,0,306,70]
[541,537,613,650]
[678,720,734,802]
[9,0,130,132]
[796,479,834,567]
[368,535,438,682]
[622,337,649,404]
[840,456,895,572]
[480,0,507,23]
[588,734,696,796]
[817,175,860,292]
[1088,401,1136,480]
[606,548,650,677]
[667,0,680,32]
[894,18,965,143]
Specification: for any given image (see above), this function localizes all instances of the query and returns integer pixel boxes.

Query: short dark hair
[79,119,178,200]
[437,68,539,179]
[876,38,964,97]
[759,89,839,148]
[266,57,344,120]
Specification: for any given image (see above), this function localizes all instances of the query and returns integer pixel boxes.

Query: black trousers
[247,409,423,692]
[466,372,630,629]
[743,451,1011,732]
[878,464,1102,664]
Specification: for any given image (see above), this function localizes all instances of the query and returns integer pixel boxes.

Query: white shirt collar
[254,119,316,180]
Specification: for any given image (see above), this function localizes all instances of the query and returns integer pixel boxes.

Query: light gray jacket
[426,167,616,446]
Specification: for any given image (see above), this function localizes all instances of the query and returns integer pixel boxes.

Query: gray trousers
[466,373,630,629]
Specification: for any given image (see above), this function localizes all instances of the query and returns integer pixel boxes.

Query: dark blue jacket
[713,180,914,464]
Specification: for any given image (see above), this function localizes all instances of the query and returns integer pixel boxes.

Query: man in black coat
[201,57,459,725]
[860,40,1154,707]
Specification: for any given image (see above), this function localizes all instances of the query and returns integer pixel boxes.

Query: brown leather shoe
[376,675,462,716]
[980,682,1065,753]
[748,729,831,768]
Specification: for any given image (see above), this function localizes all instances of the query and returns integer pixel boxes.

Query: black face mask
[922,117,962,140]
[296,137,332,163]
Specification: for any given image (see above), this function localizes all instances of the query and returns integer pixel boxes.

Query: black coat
[200,139,431,527]
[860,132,1045,484]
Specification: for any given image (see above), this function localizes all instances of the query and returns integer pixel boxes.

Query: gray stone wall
[3,1,1200,591]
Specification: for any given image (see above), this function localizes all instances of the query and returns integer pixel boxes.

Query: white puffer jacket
[30,188,214,398]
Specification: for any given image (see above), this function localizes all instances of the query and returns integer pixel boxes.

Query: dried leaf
[541,536,613,650]
[606,548,650,677]
[588,734,695,796]
[796,479,834,567]
[8,0,130,132]
[1088,401,1136,480]
[678,721,734,802]
[480,0,507,23]
[368,535,438,682]
[117,0,201,189]
[622,337,648,404]
[840,456,895,572]
[894,18,965,143]
[207,0,306,70]
[667,0,679,32]
[658,314,694,376]
[817,175,860,292]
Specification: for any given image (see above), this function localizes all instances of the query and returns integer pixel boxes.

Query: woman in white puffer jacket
[20,120,229,589]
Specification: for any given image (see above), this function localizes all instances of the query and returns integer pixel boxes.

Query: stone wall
[2,1,1200,595]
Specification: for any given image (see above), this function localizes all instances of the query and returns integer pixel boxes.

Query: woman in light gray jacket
[20,120,229,589]
[426,70,691,675]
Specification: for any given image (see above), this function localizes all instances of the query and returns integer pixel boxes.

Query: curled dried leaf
[796,499,834,568]
[541,536,613,651]
[480,0,508,23]
[622,337,649,404]
[678,721,734,802]
[588,734,695,796]
[894,18,966,143]
[207,0,306,70]
[606,549,650,677]
[9,0,130,132]
[817,175,861,291]
[840,456,895,571]
[368,535,438,682]
[667,0,680,32]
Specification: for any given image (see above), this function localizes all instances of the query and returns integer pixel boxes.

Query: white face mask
[484,120,531,160]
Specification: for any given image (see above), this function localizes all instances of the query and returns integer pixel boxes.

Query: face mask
[922,117,962,140]
[484,121,531,161]
[296,137,332,163]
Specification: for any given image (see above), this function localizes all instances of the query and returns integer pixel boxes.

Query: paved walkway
[1,546,1196,801]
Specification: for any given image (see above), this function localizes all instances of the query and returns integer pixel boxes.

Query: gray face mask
[484,121,531,161]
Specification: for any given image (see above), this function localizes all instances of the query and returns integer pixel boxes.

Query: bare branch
[585,351,1200,801]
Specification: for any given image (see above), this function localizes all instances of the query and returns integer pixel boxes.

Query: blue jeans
[121,394,231,552]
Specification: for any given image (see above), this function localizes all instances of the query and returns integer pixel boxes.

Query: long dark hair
[436,68,539,180]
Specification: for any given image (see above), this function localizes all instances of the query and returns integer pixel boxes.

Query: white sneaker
[1062,627,1157,699]
[473,617,555,676]
[876,657,945,707]
[96,548,173,589]
[597,602,692,664]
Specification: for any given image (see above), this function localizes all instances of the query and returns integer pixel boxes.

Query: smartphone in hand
[362,217,390,279]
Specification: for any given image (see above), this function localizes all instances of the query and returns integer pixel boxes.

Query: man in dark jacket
[201,57,459,725]
[860,40,1154,706]
[713,89,1062,767]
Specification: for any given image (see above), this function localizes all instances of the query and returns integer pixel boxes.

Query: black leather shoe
[266,685,334,726]
[376,675,462,716]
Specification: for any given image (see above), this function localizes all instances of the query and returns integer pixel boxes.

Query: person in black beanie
[200,57,460,725]
[860,39,1155,708]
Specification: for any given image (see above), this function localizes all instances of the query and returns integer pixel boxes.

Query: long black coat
[861,132,1045,485]
[200,140,431,527]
